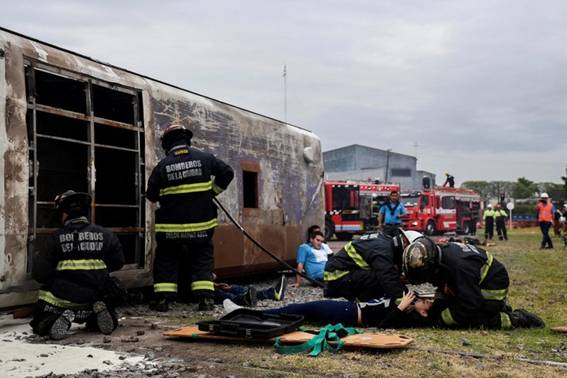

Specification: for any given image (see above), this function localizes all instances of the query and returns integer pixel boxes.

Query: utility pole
[283,64,287,124]
[385,149,391,183]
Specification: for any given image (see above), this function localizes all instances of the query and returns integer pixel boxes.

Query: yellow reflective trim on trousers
[481,288,508,301]
[441,308,459,326]
[500,312,512,330]
[344,242,370,270]
[191,280,214,292]
[153,283,178,293]
[38,290,89,310]
[56,259,107,271]
[212,182,224,195]
[155,219,218,233]
[159,181,212,196]
[323,270,350,281]
[479,252,494,284]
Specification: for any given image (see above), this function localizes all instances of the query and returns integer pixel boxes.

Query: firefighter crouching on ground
[323,231,417,301]
[146,123,234,312]
[402,234,544,329]
[30,191,125,340]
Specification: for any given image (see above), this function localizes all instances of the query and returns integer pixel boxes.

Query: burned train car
[0,27,324,307]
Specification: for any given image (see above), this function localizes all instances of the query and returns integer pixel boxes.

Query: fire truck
[400,187,481,235]
[324,181,400,240]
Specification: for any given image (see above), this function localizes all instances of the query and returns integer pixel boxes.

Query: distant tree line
[461,177,566,202]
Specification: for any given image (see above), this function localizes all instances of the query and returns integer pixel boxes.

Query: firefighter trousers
[324,270,386,302]
[153,230,215,301]
[484,219,494,240]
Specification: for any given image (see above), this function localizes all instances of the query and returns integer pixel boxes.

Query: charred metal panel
[0,28,324,306]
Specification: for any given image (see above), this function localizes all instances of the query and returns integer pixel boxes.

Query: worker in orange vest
[536,193,555,249]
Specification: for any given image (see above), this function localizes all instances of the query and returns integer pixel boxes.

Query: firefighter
[323,230,420,301]
[483,204,495,241]
[30,190,125,340]
[442,173,455,188]
[146,123,234,312]
[494,203,508,241]
[402,236,544,329]
[378,191,407,237]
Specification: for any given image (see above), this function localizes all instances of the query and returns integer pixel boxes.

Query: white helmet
[541,193,549,199]
[399,229,423,245]
[487,204,493,209]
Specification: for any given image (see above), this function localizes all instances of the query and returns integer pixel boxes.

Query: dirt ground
[4,230,567,377]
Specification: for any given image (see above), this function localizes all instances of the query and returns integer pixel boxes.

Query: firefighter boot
[198,297,215,311]
[149,298,170,312]
[50,310,75,340]
[509,309,545,328]
[93,301,115,335]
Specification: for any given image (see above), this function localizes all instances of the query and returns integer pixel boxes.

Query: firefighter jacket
[32,217,125,307]
[494,209,507,220]
[146,145,234,239]
[435,242,509,328]
[324,232,405,298]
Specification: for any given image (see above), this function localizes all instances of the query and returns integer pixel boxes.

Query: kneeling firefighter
[402,235,544,329]
[323,230,423,301]
[146,123,234,311]
[30,190,125,340]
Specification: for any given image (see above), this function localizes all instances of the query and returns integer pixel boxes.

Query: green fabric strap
[274,323,362,357]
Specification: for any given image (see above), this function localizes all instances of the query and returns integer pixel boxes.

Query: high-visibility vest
[537,202,553,222]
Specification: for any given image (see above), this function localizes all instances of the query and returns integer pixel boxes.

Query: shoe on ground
[149,299,170,312]
[198,297,215,311]
[273,275,287,301]
[93,301,115,335]
[50,310,75,340]
[509,309,545,328]
[241,287,257,307]
[223,299,242,314]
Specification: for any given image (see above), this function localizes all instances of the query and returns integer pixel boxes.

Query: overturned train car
[0,27,324,308]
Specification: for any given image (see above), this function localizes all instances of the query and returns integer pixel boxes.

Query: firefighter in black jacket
[146,124,234,312]
[30,190,125,340]
[323,231,411,301]
[402,236,544,329]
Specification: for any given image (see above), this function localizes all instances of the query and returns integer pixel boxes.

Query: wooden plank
[163,325,414,350]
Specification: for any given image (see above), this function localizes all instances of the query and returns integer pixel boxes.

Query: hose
[213,197,325,288]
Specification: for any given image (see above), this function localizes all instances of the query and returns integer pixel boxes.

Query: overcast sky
[1,1,566,184]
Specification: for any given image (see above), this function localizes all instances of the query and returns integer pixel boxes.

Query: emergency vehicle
[324,181,400,240]
[400,187,481,235]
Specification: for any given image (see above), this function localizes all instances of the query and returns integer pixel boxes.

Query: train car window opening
[25,63,145,271]
[243,170,258,208]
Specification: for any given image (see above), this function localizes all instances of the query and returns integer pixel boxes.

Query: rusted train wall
[0,28,324,307]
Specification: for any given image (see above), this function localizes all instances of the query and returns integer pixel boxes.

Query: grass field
[234,228,567,377]
[131,228,567,377]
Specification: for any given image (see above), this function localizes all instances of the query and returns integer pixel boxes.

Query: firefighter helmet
[540,192,549,199]
[54,190,92,214]
[161,123,193,152]
[402,236,440,284]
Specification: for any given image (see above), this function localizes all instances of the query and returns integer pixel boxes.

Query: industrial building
[323,144,436,191]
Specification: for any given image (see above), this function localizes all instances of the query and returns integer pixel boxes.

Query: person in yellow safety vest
[536,193,555,249]
[494,204,508,241]
[402,235,544,329]
[483,204,495,241]
[146,124,234,312]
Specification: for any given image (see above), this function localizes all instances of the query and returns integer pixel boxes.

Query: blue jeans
[214,284,274,304]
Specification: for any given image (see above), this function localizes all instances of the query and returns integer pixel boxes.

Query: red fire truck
[400,187,481,235]
[324,181,400,240]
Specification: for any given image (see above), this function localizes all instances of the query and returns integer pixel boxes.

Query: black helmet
[161,123,193,152]
[54,190,91,216]
[402,236,440,283]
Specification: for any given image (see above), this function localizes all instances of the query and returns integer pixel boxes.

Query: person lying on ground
[224,284,436,328]
[213,274,287,306]
[293,231,330,287]
[30,190,125,340]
